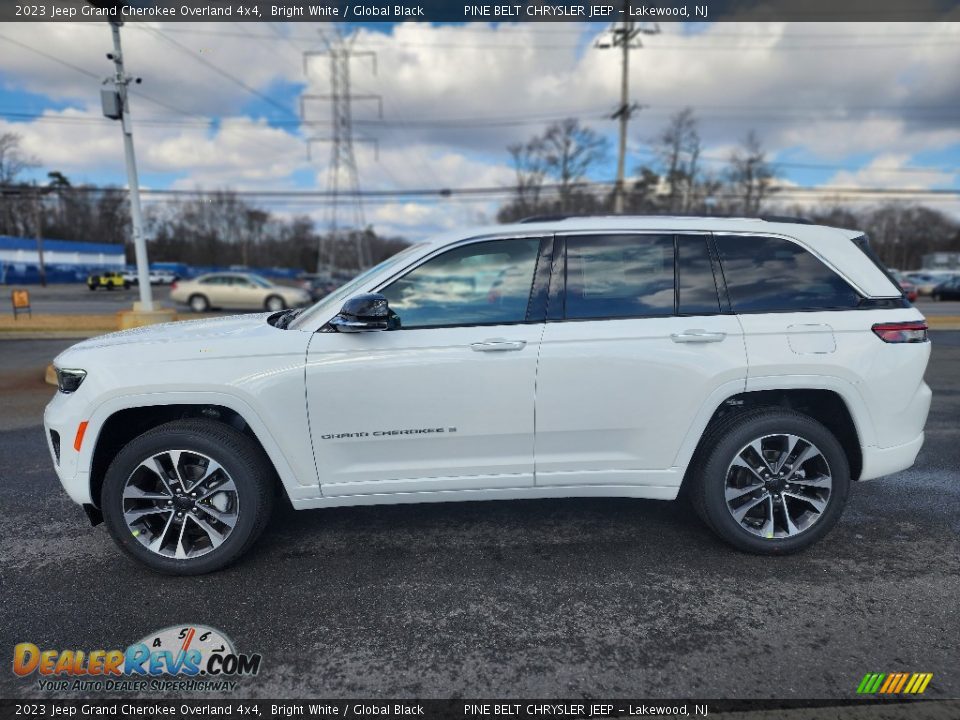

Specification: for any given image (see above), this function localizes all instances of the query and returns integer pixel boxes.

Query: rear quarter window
[716,235,860,312]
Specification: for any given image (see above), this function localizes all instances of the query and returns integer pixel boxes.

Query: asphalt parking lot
[0,333,957,702]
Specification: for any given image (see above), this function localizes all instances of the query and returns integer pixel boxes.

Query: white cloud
[0,109,307,187]
[828,153,957,190]
[1,20,959,235]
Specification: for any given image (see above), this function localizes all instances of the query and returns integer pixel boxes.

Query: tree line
[2,122,959,274]
[498,112,960,270]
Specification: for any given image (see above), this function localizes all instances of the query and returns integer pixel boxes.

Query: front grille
[50,430,60,465]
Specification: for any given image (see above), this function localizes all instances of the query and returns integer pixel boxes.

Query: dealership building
[0,235,125,284]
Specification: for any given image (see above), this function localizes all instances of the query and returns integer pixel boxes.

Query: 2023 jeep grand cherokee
[45,216,931,574]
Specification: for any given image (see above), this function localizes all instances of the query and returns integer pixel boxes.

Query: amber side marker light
[871,321,928,343]
[73,421,89,452]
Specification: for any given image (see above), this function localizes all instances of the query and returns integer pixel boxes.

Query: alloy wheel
[723,433,832,539]
[121,450,239,560]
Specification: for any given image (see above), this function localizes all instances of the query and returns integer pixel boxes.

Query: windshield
[288,243,426,330]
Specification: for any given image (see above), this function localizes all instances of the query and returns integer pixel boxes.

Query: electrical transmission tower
[596,3,660,214]
[302,29,380,273]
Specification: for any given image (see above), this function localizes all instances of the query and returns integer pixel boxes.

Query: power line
[142,27,299,120]
[2,109,954,177]
[6,183,956,200]
[0,32,201,118]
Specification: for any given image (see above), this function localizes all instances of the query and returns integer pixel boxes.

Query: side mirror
[324,293,397,333]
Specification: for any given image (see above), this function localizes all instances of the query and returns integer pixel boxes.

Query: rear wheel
[688,408,850,554]
[264,295,285,312]
[101,419,275,575]
[189,294,210,312]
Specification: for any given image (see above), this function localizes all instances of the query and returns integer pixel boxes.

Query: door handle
[670,330,726,343]
[470,339,527,352]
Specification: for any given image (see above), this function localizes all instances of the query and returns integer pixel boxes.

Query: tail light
[170,282,178,291]
[871,321,928,343]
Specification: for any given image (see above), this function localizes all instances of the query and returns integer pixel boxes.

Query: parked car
[86,271,130,291]
[931,276,960,301]
[123,269,179,286]
[889,270,918,303]
[299,273,338,302]
[169,272,310,312]
[904,272,952,296]
[46,217,931,574]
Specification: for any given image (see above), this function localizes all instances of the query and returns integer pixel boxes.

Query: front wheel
[688,408,850,555]
[101,419,275,575]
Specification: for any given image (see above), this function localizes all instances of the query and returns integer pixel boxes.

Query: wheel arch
[86,397,295,508]
[681,387,864,489]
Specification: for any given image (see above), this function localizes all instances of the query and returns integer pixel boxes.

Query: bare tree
[0,133,40,238]
[727,131,777,216]
[499,118,608,221]
[541,118,608,206]
[0,132,37,185]
[506,138,548,216]
[655,108,701,213]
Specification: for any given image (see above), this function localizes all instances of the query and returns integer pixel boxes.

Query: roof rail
[518,214,572,223]
[757,215,814,225]
[518,213,815,224]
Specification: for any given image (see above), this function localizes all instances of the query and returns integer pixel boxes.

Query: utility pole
[32,192,47,287]
[302,28,379,274]
[597,5,659,214]
[101,18,153,310]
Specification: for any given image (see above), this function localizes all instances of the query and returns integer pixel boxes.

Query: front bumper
[43,391,94,506]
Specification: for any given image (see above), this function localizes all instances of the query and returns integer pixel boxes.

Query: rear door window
[564,234,674,319]
[716,235,859,312]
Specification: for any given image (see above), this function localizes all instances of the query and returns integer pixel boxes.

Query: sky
[0,20,958,239]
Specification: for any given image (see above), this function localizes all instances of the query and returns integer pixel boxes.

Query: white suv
[44,217,932,574]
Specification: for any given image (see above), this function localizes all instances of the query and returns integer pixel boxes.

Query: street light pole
[107,20,153,311]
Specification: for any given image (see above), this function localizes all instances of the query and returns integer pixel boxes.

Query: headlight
[56,368,87,394]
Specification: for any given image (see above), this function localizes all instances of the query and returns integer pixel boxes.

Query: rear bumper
[859,432,925,481]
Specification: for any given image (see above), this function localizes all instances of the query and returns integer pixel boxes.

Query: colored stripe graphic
[858,672,932,694]
[892,673,909,693]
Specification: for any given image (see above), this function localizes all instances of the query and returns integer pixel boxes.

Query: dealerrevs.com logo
[12,624,261,693]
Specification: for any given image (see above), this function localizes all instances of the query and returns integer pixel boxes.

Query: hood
[57,313,274,358]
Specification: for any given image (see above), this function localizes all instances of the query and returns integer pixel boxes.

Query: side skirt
[288,483,681,510]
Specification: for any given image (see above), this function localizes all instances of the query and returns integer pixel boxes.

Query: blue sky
[1,20,958,236]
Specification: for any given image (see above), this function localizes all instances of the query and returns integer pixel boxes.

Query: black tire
[188,294,210,312]
[101,419,275,575]
[123,282,131,290]
[687,407,850,555]
[264,294,286,312]
[87,285,96,291]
